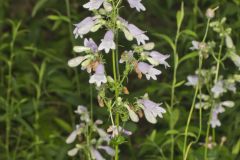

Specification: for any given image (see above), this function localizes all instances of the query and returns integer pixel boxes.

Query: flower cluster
[67,0,169,158]
[66,106,115,159]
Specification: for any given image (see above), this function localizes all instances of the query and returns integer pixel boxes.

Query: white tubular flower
[190,40,200,50]
[127,24,149,45]
[98,30,116,53]
[73,17,97,38]
[210,111,221,128]
[138,94,166,124]
[186,75,199,86]
[211,81,226,98]
[147,51,170,67]
[90,147,105,160]
[89,64,107,87]
[98,146,115,156]
[127,0,146,12]
[136,62,161,80]
[66,125,81,144]
[75,105,90,122]
[83,0,104,11]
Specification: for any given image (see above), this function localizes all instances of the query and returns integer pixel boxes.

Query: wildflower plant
[183,7,240,160]
[67,0,169,159]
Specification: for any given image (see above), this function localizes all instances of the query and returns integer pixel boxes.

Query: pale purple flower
[210,101,234,128]
[98,30,116,53]
[137,62,161,80]
[75,105,90,122]
[186,75,199,86]
[84,38,98,53]
[83,0,104,10]
[73,17,97,38]
[127,24,149,45]
[89,64,107,87]
[127,0,146,12]
[190,41,200,50]
[138,96,166,124]
[66,125,81,144]
[225,81,236,93]
[210,111,221,128]
[148,51,170,67]
[98,146,115,156]
[211,81,225,98]
[90,148,105,160]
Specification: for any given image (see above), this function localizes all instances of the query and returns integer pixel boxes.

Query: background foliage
[0,0,240,159]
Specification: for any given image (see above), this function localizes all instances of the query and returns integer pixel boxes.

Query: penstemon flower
[66,106,114,159]
[89,63,107,87]
[135,62,161,80]
[73,16,99,38]
[127,24,149,45]
[98,30,116,53]
[211,80,226,98]
[147,51,170,67]
[127,0,146,12]
[137,94,166,124]
[83,0,105,11]
[186,75,199,86]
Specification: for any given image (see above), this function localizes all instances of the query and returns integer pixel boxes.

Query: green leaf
[165,129,179,135]
[54,118,72,132]
[153,33,175,52]
[180,29,198,38]
[170,109,179,128]
[176,2,184,29]
[175,80,186,88]
[149,130,157,141]
[110,136,126,146]
[47,15,70,23]
[32,0,48,17]
[179,51,198,64]
[39,61,46,85]
[232,139,240,155]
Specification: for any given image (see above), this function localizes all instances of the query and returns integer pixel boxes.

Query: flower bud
[206,8,215,19]
[143,42,155,50]
[103,1,113,12]
[225,36,234,49]
[107,76,114,83]
[73,46,90,53]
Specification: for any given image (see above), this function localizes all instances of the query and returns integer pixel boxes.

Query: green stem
[183,18,210,159]
[204,37,224,160]
[169,21,181,160]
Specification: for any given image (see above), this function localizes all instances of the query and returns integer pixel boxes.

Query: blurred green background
[0,0,240,159]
